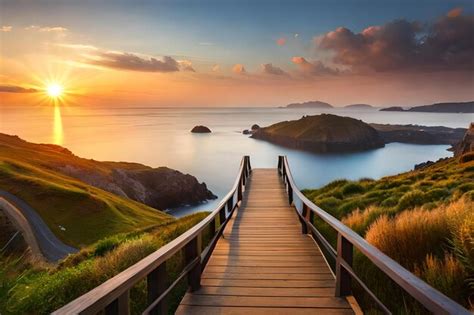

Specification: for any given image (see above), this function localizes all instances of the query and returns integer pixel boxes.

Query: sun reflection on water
[53,105,64,145]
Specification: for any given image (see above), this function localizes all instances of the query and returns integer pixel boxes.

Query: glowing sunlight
[53,105,64,145]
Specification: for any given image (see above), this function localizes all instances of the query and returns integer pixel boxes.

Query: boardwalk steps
[176,169,354,314]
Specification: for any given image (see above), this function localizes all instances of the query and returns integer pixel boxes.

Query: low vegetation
[303,157,474,312]
[0,212,209,314]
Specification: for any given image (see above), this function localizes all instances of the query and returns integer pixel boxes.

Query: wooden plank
[202,273,334,280]
[180,295,350,308]
[175,305,354,315]
[201,279,335,288]
[203,266,332,274]
[177,168,354,314]
[192,286,336,297]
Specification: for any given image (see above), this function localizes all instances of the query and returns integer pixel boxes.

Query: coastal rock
[251,124,260,130]
[344,104,374,109]
[191,125,212,133]
[242,129,251,135]
[455,123,474,157]
[371,124,466,145]
[251,114,384,153]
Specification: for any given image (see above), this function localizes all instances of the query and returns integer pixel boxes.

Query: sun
[46,84,63,98]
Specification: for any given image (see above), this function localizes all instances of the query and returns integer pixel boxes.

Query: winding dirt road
[0,190,77,262]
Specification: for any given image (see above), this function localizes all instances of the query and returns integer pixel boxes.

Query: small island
[190,125,212,133]
[344,104,374,109]
[380,101,474,113]
[251,114,384,153]
[283,100,333,109]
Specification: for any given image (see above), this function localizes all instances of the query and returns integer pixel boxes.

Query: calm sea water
[1,106,472,216]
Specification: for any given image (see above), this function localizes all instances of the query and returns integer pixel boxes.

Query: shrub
[415,253,467,304]
[342,206,389,235]
[397,190,425,211]
[365,207,450,268]
[315,196,342,212]
[425,188,450,202]
[342,182,365,196]
[380,196,399,207]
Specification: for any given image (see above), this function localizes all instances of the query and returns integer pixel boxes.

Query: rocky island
[251,114,384,153]
[283,100,333,109]
[251,114,467,153]
[190,125,212,133]
[344,104,374,109]
[380,101,474,113]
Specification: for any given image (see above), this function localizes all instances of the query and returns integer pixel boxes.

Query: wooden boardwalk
[176,168,355,314]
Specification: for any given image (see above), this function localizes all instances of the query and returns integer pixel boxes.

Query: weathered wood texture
[176,169,354,314]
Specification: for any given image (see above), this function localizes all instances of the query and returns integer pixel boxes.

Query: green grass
[303,157,474,312]
[0,159,172,247]
[0,212,209,315]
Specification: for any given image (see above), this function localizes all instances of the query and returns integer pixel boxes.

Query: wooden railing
[53,156,251,315]
[278,155,470,315]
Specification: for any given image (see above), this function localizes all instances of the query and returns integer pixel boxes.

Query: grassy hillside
[0,134,174,247]
[303,157,474,311]
[0,212,209,314]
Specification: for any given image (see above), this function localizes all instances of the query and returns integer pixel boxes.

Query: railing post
[219,206,226,226]
[105,290,129,315]
[147,262,167,315]
[227,195,234,212]
[278,156,283,174]
[301,203,309,234]
[246,156,251,172]
[185,237,201,292]
[336,233,353,297]
[287,183,293,205]
[237,175,243,201]
[210,216,216,236]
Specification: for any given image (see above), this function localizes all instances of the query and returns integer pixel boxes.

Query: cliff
[455,123,474,157]
[252,114,384,153]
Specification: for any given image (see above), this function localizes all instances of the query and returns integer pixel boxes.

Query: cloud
[315,9,474,72]
[0,85,37,93]
[25,25,68,32]
[276,37,286,46]
[212,64,220,72]
[291,56,338,75]
[261,63,288,76]
[447,7,463,18]
[179,60,196,72]
[57,43,98,50]
[89,52,181,72]
[232,64,246,74]
[1,26,12,32]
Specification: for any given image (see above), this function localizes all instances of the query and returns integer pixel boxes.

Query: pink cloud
[276,37,286,46]
[447,7,463,18]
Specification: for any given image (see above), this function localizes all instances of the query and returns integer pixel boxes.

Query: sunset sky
[1,0,473,107]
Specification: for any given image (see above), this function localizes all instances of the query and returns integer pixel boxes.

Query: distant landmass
[252,114,384,153]
[251,114,467,153]
[380,101,474,113]
[370,124,466,145]
[344,104,374,109]
[283,101,333,109]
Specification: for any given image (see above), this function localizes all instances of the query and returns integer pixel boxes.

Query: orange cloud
[232,64,246,74]
[447,7,463,18]
[0,26,12,32]
[276,37,286,46]
[292,56,337,75]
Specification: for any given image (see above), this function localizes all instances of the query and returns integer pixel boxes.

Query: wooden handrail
[53,156,251,315]
[278,155,470,315]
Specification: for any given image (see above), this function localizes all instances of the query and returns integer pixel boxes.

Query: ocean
[1,106,472,216]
